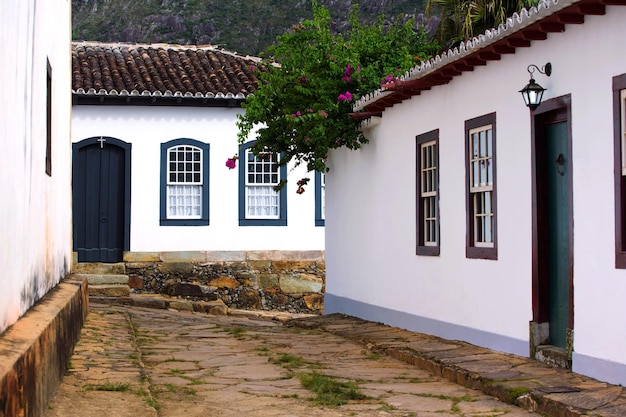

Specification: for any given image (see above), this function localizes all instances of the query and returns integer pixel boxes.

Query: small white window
[245,150,280,219]
[167,145,203,219]
[420,140,437,246]
[416,129,440,256]
[469,125,494,247]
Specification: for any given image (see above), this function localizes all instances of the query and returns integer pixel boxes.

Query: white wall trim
[324,293,528,357]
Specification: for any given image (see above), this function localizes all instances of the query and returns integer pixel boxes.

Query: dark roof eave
[356,0,624,114]
[72,93,247,108]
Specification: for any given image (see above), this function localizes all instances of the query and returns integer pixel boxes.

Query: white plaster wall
[326,6,626,379]
[0,0,72,334]
[71,105,324,252]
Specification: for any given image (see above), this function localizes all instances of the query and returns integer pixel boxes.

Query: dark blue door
[73,137,131,262]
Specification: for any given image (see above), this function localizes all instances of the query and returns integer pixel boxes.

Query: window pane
[245,185,280,219]
[167,185,202,219]
[473,161,479,187]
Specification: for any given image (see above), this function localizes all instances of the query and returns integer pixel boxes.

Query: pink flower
[338,91,353,101]
[225,155,238,169]
[344,64,353,76]
[296,111,301,116]
[319,110,328,118]
[249,65,255,71]
[342,75,351,82]
[291,113,297,118]
[308,108,314,113]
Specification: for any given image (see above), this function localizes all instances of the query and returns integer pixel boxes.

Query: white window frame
[166,145,203,219]
[420,140,438,246]
[244,149,281,219]
[320,173,325,220]
[621,89,626,176]
[469,124,494,248]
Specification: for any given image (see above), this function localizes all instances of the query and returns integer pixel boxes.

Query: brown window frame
[465,113,498,260]
[613,73,626,268]
[416,129,440,256]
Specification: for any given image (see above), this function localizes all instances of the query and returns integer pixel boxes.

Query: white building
[325,0,626,385]
[71,42,324,262]
[1,0,72,334]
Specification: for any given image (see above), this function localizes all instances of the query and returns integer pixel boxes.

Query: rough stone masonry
[123,250,325,314]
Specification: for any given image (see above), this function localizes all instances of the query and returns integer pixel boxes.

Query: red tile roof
[72,41,263,105]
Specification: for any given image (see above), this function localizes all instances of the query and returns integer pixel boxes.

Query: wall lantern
[519,63,552,111]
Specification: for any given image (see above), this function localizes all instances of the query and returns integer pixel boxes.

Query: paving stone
[169,300,193,311]
[78,273,129,285]
[88,284,130,297]
[132,296,167,309]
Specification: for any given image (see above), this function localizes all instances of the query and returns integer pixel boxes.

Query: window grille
[166,145,202,219]
[421,140,437,246]
[245,150,280,219]
[469,125,494,247]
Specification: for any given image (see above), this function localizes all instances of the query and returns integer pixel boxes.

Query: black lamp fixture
[520,62,552,111]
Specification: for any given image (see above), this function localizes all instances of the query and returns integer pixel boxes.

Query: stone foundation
[123,250,325,314]
[0,276,88,417]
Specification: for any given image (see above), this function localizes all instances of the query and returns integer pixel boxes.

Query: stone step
[74,273,129,286]
[88,284,131,297]
[73,262,126,275]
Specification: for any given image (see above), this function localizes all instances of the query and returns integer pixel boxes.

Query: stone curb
[0,276,88,417]
[286,314,626,417]
[90,293,315,322]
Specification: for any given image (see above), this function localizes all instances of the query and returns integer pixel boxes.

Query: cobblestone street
[45,304,540,417]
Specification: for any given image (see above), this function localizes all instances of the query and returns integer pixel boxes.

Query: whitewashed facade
[0,1,72,333]
[71,105,324,254]
[325,0,626,385]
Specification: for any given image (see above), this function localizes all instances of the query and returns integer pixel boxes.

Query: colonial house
[71,42,325,311]
[1,1,86,415]
[324,0,626,385]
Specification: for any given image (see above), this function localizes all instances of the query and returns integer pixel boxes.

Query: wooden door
[72,137,131,262]
[531,96,574,357]
[545,121,570,348]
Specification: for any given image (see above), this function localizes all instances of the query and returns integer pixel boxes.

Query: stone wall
[124,251,325,314]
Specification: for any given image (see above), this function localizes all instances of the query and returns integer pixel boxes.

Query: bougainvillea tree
[235,1,440,191]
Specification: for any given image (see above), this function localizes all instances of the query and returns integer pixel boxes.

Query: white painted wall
[0,0,72,334]
[71,105,324,252]
[326,6,626,384]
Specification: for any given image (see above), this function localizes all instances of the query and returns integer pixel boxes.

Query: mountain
[72,0,430,56]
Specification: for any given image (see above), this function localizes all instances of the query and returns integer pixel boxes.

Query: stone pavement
[46,303,542,417]
[289,315,626,417]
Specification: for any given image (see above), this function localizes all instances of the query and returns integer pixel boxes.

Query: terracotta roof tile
[72,41,263,102]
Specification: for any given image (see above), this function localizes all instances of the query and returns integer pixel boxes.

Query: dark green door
[545,121,570,348]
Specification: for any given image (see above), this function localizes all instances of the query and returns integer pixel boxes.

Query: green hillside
[72,0,430,56]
